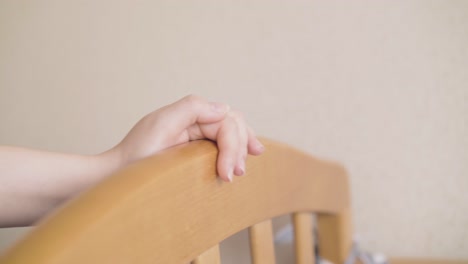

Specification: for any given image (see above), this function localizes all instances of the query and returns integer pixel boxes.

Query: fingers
[230,111,248,177]
[160,95,264,183]
[117,94,263,177]
[196,110,263,182]
[160,95,230,134]
[247,127,265,156]
[215,118,240,182]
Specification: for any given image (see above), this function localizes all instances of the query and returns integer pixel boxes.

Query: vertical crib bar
[191,244,221,264]
[249,219,276,264]
[317,208,353,264]
[293,212,315,264]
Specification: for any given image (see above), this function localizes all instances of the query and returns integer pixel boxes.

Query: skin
[0,95,264,227]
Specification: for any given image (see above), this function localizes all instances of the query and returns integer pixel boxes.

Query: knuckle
[182,94,203,108]
[183,94,200,103]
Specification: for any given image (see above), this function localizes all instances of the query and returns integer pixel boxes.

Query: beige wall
[1,0,467,260]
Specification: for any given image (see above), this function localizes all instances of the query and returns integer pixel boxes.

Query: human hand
[0,95,264,226]
[109,95,264,182]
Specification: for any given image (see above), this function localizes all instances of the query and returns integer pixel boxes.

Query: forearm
[0,146,121,227]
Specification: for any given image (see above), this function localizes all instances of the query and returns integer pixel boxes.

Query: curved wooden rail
[0,138,352,264]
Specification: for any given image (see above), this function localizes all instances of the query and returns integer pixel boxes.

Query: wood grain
[317,207,353,264]
[249,219,276,264]
[191,244,220,264]
[0,138,350,264]
[293,212,315,264]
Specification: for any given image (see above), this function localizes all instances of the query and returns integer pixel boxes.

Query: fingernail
[239,159,246,176]
[257,142,265,152]
[227,169,233,182]
[210,102,229,114]
[234,166,244,176]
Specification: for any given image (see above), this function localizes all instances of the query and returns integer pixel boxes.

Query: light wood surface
[317,207,353,264]
[293,212,315,264]
[249,219,276,264]
[389,259,468,264]
[0,138,351,263]
[191,244,221,264]
[0,138,465,263]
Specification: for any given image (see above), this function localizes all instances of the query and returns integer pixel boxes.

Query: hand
[0,95,264,227]
[110,95,264,182]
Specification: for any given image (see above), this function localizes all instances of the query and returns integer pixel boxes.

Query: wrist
[93,147,125,181]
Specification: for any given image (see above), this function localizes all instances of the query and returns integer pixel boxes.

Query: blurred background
[0,0,467,261]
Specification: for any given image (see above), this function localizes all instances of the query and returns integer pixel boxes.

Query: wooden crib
[0,138,466,264]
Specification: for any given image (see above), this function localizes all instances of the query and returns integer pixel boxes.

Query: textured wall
[1,0,467,259]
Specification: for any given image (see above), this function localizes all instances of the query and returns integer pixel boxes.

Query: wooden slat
[249,219,276,264]
[293,212,315,264]
[316,208,353,264]
[191,244,221,264]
